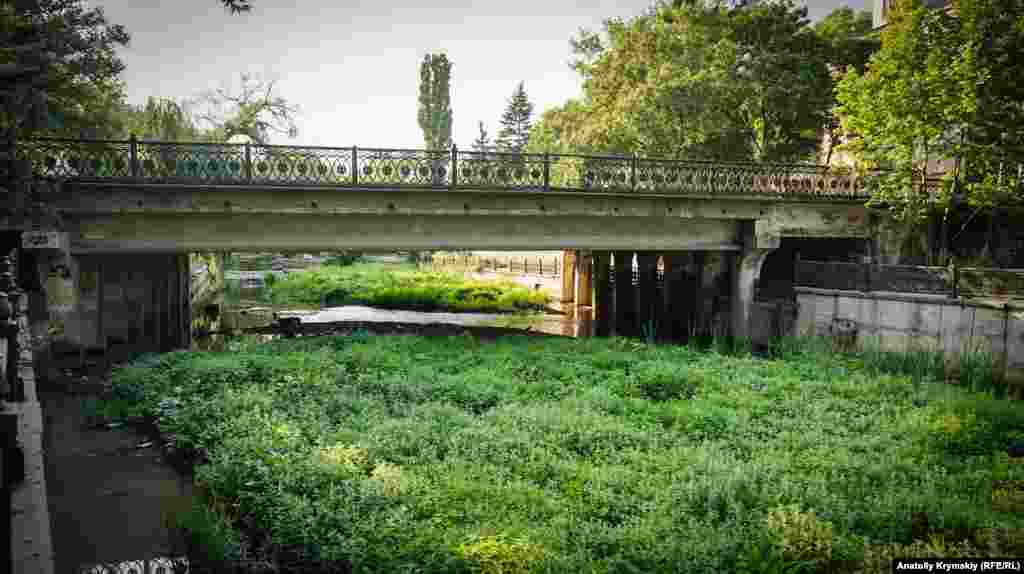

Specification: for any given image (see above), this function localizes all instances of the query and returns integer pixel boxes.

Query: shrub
[992,482,1024,514]
[766,504,834,564]
[859,534,983,574]
[165,496,244,570]
[455,533,547,574]
[634,362,701,402]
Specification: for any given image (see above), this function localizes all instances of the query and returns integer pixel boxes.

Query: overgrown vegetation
[264,261,550,313]
[98,332,1024,573]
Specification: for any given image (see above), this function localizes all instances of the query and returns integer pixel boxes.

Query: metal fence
[428,254,562,277]
[10,137,886,198]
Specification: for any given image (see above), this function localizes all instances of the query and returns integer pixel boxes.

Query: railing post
[952,260,959,299]
[543,152,550,192]
[451,143,458,190]
[129,134,139,179]
[631,152,638,192]
[351,146,358,186]
[244,143,252,182]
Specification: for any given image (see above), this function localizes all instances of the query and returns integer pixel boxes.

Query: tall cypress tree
[417,53,453,151]
[496,81,534,153]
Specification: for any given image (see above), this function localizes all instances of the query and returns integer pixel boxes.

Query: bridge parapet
[11,137,883,199]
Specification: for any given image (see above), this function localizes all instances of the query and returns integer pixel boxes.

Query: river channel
[193,261,594,351]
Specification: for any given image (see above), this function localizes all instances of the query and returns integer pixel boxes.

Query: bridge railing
[11,136,879,198]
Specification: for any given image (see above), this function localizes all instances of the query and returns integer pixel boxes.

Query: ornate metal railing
[7,137,882,198]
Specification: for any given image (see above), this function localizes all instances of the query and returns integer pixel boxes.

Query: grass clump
[100,332,1024,573]
[265,261,550,313]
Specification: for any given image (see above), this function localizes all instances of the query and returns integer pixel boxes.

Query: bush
[99,332,1024,574]
[166,495,244,570]
[766,504,834,564]
[455,534,547,574]
[265,261,550,313]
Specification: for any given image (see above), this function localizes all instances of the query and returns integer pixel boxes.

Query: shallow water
[206,269,592,344]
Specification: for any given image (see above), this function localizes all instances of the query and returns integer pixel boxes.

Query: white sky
[90,0,867,150]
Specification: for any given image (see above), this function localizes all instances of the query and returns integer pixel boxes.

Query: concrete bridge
[2,137,902,357]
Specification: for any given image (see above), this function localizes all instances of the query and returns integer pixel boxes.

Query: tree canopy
[495,81,535,153]
[1,0,130,140]
[190,73,299,144]
[417,53,453,151]
[834,0,1024,228]
[530,1,873,163]
[219,0,252,13]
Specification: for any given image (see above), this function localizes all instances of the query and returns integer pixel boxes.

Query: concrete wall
[796,286,1024,387]
[49,254,191,356]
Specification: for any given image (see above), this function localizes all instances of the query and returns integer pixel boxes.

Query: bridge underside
[68,213,746,253]
[10,183,877,360]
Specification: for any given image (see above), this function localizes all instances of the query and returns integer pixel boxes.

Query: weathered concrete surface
[796,287,1024,392]
[59,254,190,352]
[37,357,194,574]
[29,183,874,253]
[67,213,747,253]
[7,294,55,574]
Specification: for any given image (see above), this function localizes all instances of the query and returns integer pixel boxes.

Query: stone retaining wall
[796,287,1024,391]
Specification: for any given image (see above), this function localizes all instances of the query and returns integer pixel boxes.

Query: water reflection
[194,275,594,351]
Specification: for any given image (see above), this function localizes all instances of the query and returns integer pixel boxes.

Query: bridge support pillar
[561,250,576,305]
[51,253,192,365]
[574,251,593,321]
[660,252,683,342]
[732,224,778,343]
[636,252,659,340]
[685,252,706,341]
[592,251,612,337]
[613,251,635,337]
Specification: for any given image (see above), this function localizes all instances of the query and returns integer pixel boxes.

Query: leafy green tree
[1,0,129,140]
[834,0,1024,262]
[558,1,840,163]
[811,7,878,73]
[417,53,453,151]
[495,81,534,153]
[810,7,880,165]
[123,97,202,141]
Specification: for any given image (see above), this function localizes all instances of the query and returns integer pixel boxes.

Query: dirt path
[37,354,194,574]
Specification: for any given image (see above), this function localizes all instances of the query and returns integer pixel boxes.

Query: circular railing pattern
[10,138,890,199]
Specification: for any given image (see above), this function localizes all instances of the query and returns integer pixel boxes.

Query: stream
[193,263,593,350]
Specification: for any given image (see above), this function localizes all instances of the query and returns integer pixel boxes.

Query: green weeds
[103,332,1024,573]
[264,261,550,313]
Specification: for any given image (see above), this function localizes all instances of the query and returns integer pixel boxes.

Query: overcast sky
[90,0,868,149]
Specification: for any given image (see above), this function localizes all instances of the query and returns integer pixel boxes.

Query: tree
[417,53,453,151]
[122,97,202,141]
[495,81,534,153]
[472,121,490,152]
[811,7,880,165]
[219,0,252,13]
[191,73,299,145]
[834,0,1024,263]
[1,0,129,141]
[554,1,845,163]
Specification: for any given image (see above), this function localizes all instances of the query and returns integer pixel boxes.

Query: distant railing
[427,254,562,277]
[8,136,883,198]
[795,259,1024,300]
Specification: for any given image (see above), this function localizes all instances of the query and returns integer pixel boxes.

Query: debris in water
[136,441,153,449]
[105,422,124,429]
